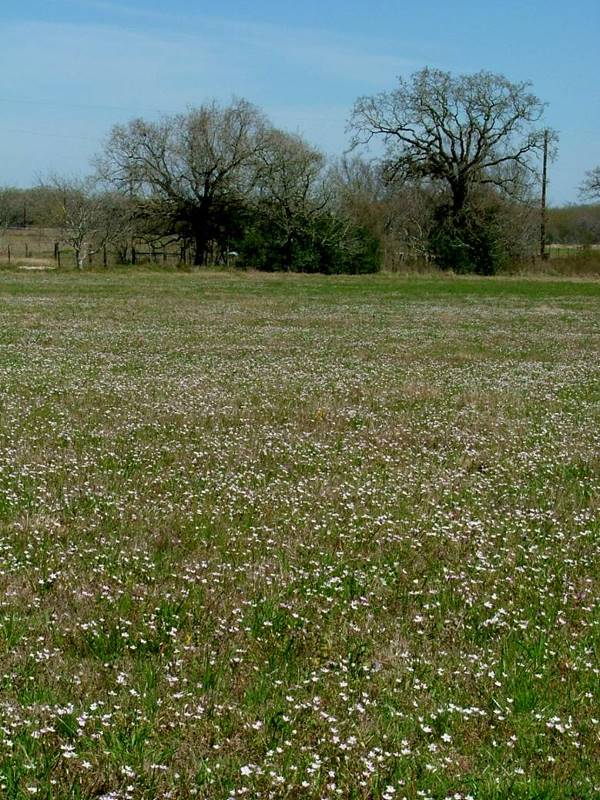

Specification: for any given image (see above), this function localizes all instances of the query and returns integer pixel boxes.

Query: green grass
[0,269,598,799]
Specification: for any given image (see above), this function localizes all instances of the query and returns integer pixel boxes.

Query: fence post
[131,246,136,265]
[25,243,29,258]
[7,245,10,265]
[57,246,61,269]
[103,246,108,267]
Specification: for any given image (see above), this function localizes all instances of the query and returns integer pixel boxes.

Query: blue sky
[1,0,598,204]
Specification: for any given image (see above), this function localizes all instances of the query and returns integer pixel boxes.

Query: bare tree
[97,99,268,265]
[329,156,387,234]
[579,166,600,201]
[350,68,548,215]
[255,129,327,268]
[44,177,127,270]
[329,156,441,266]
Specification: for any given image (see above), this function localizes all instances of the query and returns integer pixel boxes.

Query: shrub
[237,211,381,274]
[429,205,507,275]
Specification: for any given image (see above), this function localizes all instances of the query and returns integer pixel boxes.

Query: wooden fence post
[7,245,10,265]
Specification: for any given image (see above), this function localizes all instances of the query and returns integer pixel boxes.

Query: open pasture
[0,271,598,799]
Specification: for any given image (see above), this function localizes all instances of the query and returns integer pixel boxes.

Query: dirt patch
[17,259,56,271]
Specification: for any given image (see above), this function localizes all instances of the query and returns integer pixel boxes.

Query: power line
[0,96,168,115]
[0,125,99,142]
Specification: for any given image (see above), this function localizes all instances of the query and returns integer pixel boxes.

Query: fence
[3,227,599,270]
[1,240,190,269]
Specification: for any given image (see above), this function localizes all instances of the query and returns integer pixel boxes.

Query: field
[0,270,598,800]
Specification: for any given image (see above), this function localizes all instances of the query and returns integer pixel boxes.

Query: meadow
[0,270,598,799]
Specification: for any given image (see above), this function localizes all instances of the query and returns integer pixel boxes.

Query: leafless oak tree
[349,68,548,215]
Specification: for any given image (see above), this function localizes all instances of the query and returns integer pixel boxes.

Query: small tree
[253,129,328,269]
[329,156,442,267]
[0,188,23,232]
[328,156,389,243]
[45,177,126,269]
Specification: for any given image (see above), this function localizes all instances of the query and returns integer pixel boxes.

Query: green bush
[237,210,382,274]
[429,206,507,275]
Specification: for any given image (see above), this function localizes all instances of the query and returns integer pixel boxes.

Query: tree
[253,129,328,269]
[44,177,127,270]
[579,167,600,201]
[232,130,381,273]
[329,156,388,240]
[350,68,547,213]
[0,188,22,232]
[97,99,268,265]
[329,156,441,267]
[349,67,549,271]
[547,204,600,245]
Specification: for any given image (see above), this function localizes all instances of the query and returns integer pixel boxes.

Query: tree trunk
[282,236,294,271]
[451,179,469,215]
[193,228,210,266]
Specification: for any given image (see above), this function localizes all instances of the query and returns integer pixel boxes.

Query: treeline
[0,111,383,274]
[546,204,600,245]
[1,68,598,274]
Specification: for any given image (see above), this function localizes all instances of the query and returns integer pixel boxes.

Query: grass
[0,269,598,799]
[507,249,600,278]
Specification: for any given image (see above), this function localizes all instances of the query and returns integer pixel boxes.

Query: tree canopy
[350,68,547,213]
[97,99,268,265]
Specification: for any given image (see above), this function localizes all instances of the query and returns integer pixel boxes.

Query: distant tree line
[1,68,599,274]
[546,204,600,245]
[549,167,600,245]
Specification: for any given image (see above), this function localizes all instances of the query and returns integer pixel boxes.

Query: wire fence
[2,227,599,270]
[1,239,192,269]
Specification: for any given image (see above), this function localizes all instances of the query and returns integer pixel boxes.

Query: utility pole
[540,129,549,261]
